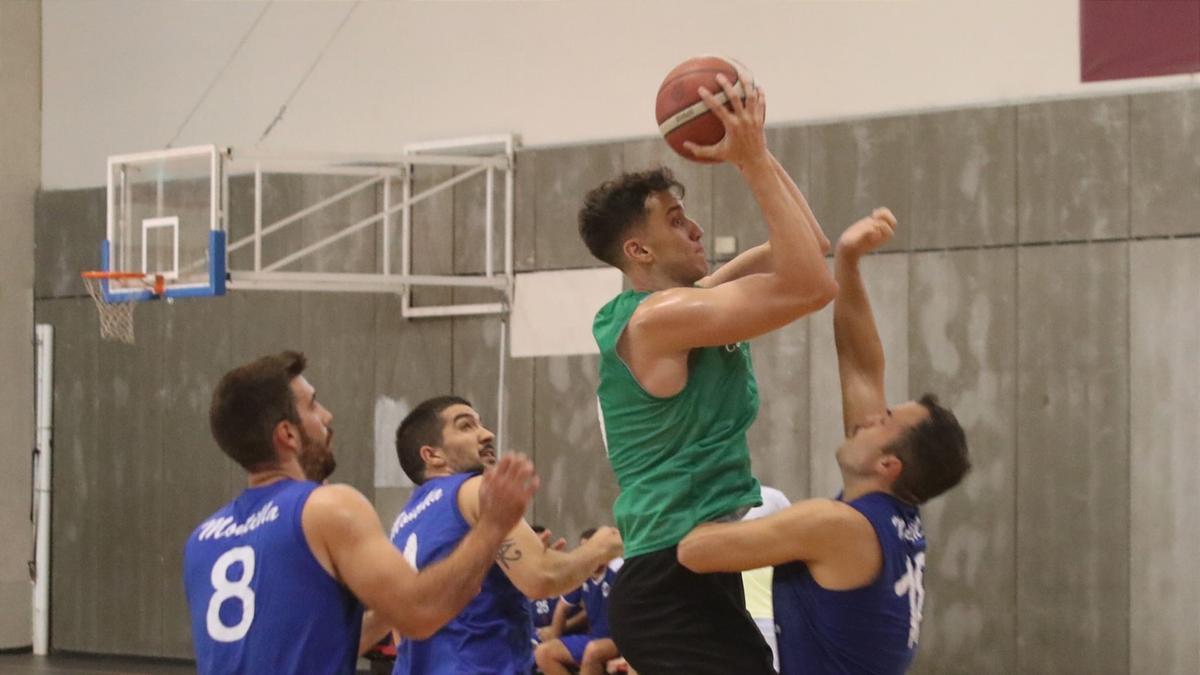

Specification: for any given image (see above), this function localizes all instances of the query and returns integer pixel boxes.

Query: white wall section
[43,0,1200,188]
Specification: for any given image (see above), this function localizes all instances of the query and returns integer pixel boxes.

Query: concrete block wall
[0,0,40,649]
[31,87,1200,672]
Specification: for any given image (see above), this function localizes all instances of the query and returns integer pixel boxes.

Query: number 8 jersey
[772,492,927,675]
[184,479,364,674]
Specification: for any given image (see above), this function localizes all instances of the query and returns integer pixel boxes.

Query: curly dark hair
[578,167,684,268]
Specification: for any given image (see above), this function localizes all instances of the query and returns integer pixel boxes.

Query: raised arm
[457,477,623,600]
[770,152,831,255]
[304,453,537,639]
[833,208,897,436]
[633,78,836,352]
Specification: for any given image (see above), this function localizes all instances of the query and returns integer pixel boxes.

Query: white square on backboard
[510,268,624,358]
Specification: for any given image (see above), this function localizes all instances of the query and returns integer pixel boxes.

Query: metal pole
[382,177,392,276]
[496,316,507,456]
[485,167,494,278]
[32,324,53,655]
[254,163,262,272]
[504,147,514,281]
[401,163,412,316]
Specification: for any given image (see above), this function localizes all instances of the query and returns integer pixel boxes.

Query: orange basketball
[655,56,753,163]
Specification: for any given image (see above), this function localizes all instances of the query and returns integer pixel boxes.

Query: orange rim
[81,271,147,280]
[81,271,165,296]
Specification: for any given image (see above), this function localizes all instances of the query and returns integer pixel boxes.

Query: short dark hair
[395,395,472,485]
[209,351,307,472]
[578,167,685,268]
[579,527,598,541]
[885,394,971,505]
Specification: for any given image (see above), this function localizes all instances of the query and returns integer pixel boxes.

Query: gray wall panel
[227,174,379,277]
[1131,89,1200,237]
[408,167,455,306]
[92,302,166,655]
[374,300,453,421]
[159,295,236,658]
[300,293,377,495]
[908,248,1016,675]
[534,144,624,269]
[0,2,39,640]
[1016,243,1129,674]
[1130,239,1200,674]
[373,295,454,519]
[1017,97,1130,243]
[513,151,538,272]
[809,116,912,252]
[450,315,535,466]
[0,288,33,645]
[712,126,810,256]
[453,167,506,276]
[746,319,810,502]
[37,299,98,652]
[910,107,1017,249]
[807,255,909,498]
[34,188,104,299]
[531,355,616,538]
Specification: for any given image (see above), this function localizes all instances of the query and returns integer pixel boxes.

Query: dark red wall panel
[1081,1,1200,82]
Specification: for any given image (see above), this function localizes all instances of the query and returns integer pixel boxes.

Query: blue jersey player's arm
[677,499,880,590]
[304,453,538,639]
[457,476,624,600]
[832,208,896,434]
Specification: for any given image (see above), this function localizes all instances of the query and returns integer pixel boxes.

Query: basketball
[655,56,754,163]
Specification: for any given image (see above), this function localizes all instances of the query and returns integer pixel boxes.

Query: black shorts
[608,546,775,675]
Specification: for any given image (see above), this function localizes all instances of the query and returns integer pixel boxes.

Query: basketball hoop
[80,271,165,344]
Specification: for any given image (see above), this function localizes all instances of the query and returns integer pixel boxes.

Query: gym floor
[0,652,387,674]
[0,653,194,674]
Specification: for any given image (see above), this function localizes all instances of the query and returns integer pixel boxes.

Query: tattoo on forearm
[495,539,522,569]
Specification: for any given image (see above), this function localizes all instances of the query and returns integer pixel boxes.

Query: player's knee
[581,641,612,665]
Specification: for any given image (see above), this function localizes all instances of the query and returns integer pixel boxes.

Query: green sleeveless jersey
[593,289,762,558]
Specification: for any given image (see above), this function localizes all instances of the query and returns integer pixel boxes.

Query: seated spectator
[528,525,587,650]
[534,529,623,675]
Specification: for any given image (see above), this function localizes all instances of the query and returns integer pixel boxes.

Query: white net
[82,276,139,344]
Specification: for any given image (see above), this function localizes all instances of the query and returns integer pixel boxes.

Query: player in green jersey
[577,75,836,675]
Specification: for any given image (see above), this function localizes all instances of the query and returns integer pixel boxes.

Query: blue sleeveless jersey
[531,595,558,629]
[773,492,926,675]
[560,560,621,638]
[183,479,363,675]
[390,472,534,675]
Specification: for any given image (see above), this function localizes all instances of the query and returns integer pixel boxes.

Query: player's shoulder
[303,483,376,531]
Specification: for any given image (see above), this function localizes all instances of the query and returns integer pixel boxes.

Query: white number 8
[207,546,256,642]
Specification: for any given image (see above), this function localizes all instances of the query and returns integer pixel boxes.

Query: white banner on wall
[510,268,624,358]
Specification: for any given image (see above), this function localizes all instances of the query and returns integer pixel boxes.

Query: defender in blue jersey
[534,528,623,675]
[384,396,623,675]
[184,352,538,675]
[678,212,971,675]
